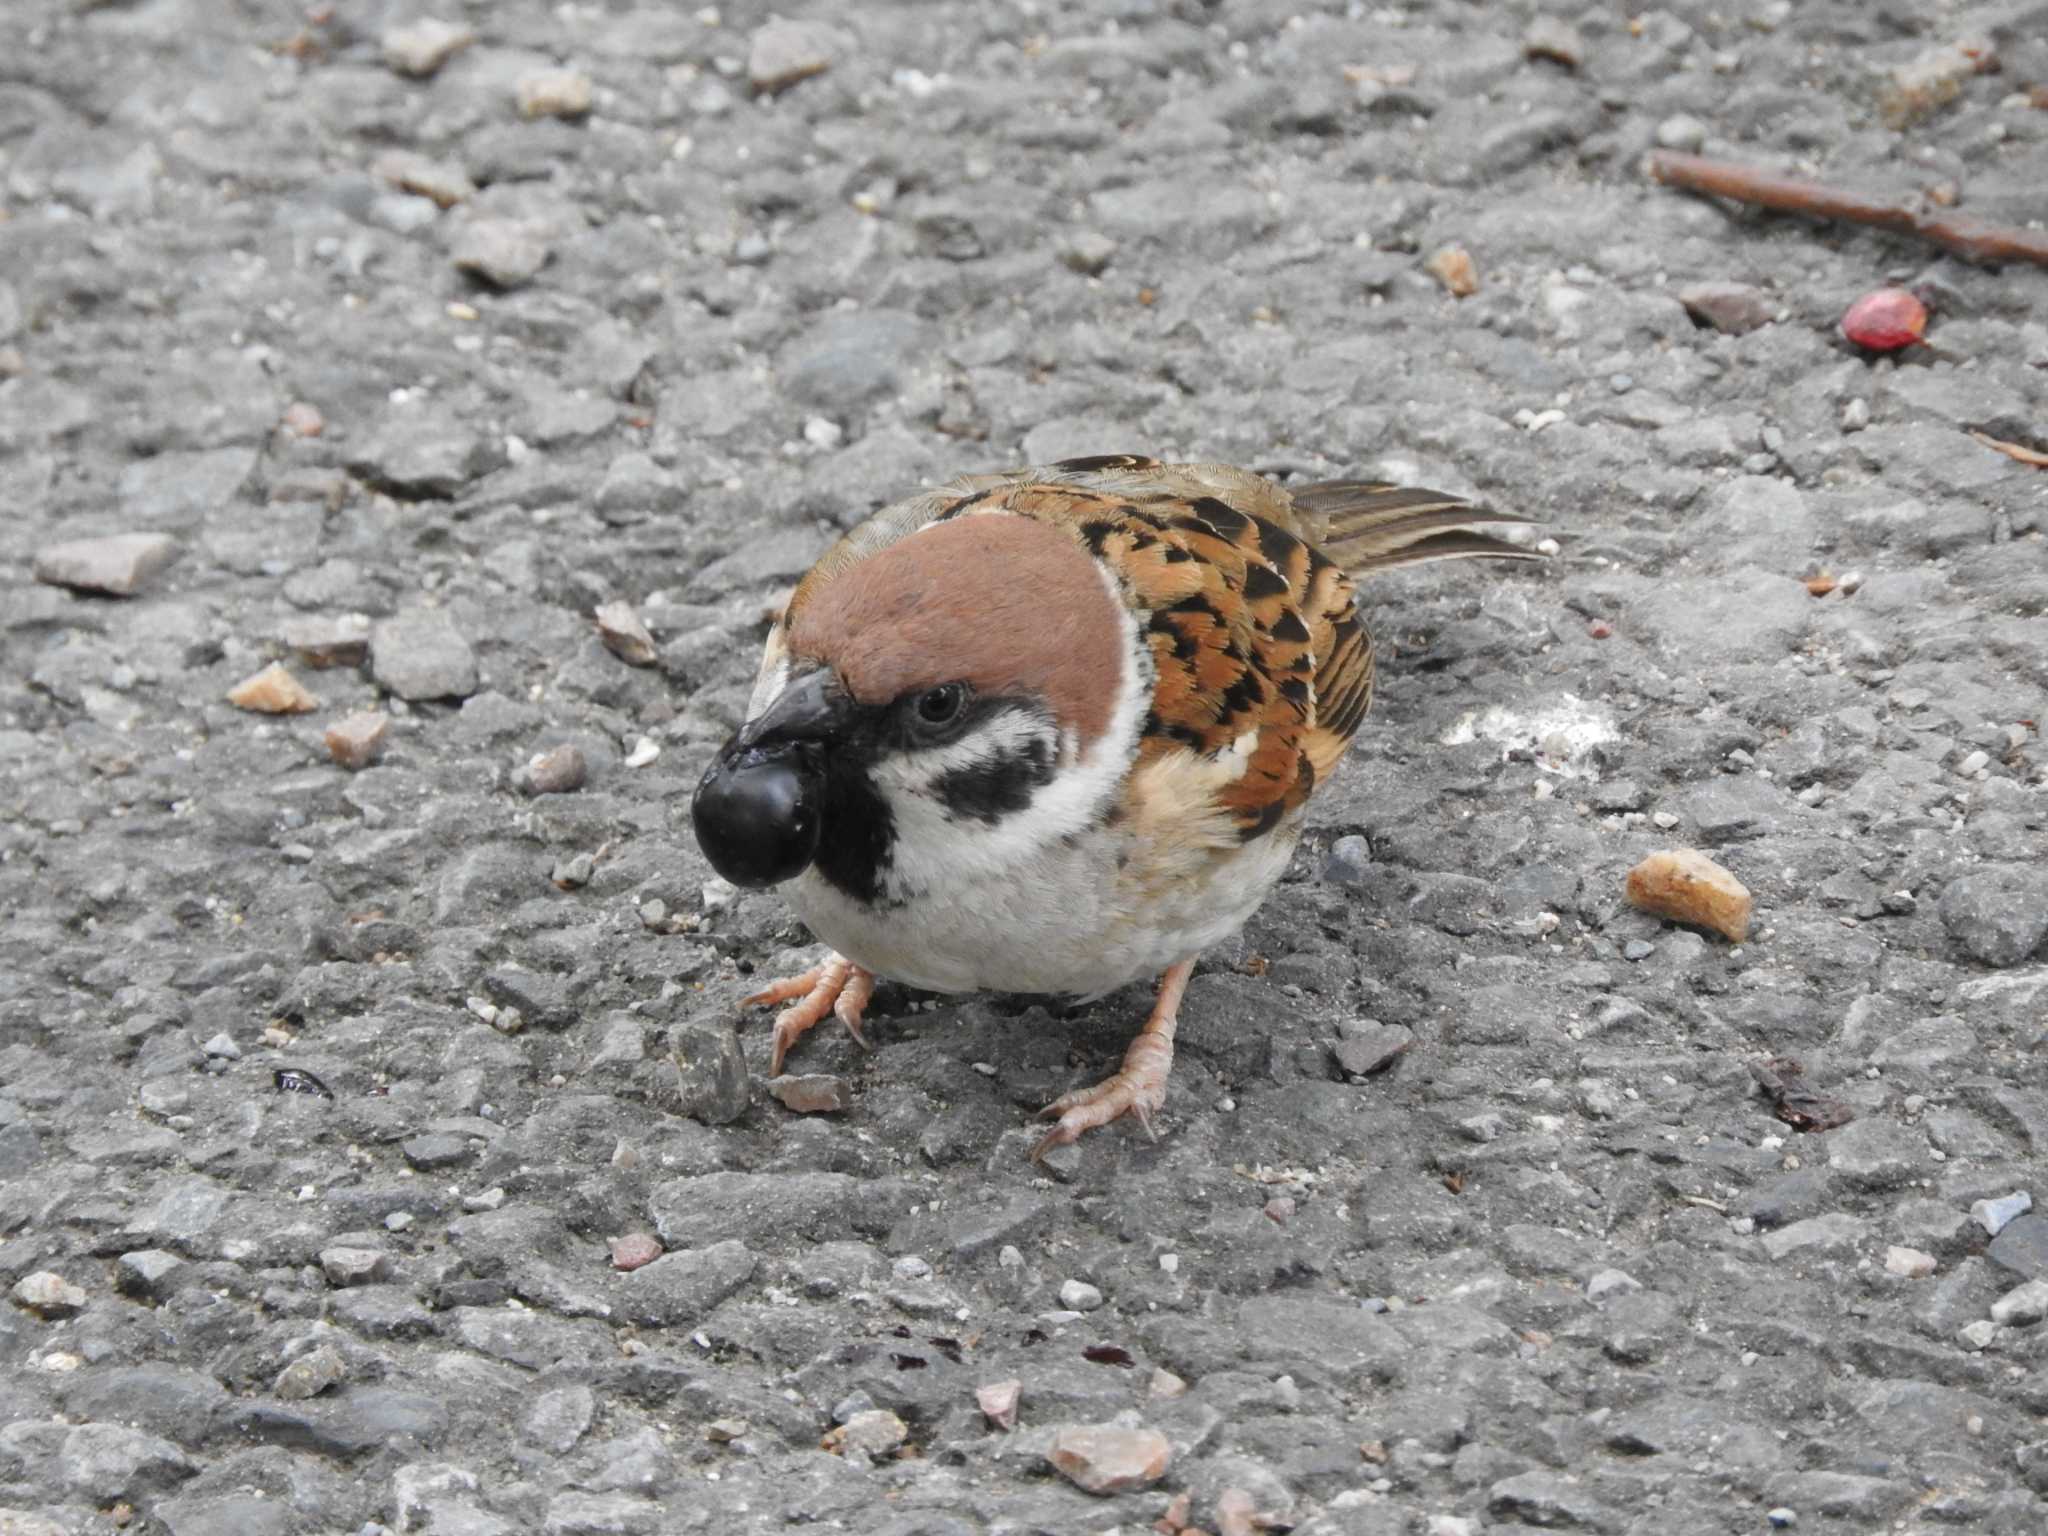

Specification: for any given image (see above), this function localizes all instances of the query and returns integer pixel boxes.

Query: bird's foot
[1032,958,1194,1160]
[744,953,876,1075]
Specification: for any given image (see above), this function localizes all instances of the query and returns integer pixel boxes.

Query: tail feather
[1291,480,1545,575]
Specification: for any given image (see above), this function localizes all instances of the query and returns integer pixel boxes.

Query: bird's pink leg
[745,953,876,1075]
[1033,958,1195,1159]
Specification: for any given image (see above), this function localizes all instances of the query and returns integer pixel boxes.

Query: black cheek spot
[931,738,1057,824]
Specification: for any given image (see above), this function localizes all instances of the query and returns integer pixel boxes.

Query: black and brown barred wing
[985,479,1368,843]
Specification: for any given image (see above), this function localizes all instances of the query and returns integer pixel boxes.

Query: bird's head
[691,513,1139,903]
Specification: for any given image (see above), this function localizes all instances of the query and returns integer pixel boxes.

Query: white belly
[787,825,1299,997]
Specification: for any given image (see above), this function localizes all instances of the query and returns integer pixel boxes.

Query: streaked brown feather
[775,455,1541,847]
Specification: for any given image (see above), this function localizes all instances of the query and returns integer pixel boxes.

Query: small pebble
[1058,1279,1104,1312]
[273,1343,347,1401]
[523,743,588,795]
[284,616,371,668]
[749,17,839,95]
[452,219,550,289]
[318,1247,390,1287]
[1521,17,1584,69]
[624,737,661,769]
[201,1032,241,1060]
[1989,1278,2048,1327]
[516,68,594,120]
[1972,1191,2032,1237]
[1654,114,1707,151]
[1587,1268,1643,1301]
[228,662,319,714]
[595,601,658,667]
[611,1233,663,1271]
[383,18,475,77]
[11,1271,88,1319]
[767,1074,852,1114]
[831,1409,908,1461]
[1959,1319,1999,1351]
[325,711,390,771]
[370,149,475,209]
[1884,1246,1937,1279]
[1047,1424,1171,1495]
[34,532,181,597]
[1424,244,1478,297]
[551,852,596,889]
[976,1378,1021,1431]
[1766,1510,1796,1530]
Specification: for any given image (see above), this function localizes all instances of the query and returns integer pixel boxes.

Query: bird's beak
[691,670,852,888]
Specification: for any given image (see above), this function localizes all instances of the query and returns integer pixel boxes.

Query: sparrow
[691,454,1542,1157]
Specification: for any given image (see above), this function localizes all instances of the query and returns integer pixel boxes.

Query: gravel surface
[4,2,2047,1533]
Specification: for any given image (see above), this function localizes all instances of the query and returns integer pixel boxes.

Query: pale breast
[786,808,1299,998]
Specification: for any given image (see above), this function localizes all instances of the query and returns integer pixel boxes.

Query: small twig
[1648,150,2048,270]
[1971,430,2048,468]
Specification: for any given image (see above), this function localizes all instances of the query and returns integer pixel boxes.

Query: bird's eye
[912,683,968,730]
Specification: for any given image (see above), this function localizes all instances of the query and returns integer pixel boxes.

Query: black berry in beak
[692,746,823,888]
[690,669,849,889]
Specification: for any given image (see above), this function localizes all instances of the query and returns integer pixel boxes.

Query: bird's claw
[747,954,873,1076]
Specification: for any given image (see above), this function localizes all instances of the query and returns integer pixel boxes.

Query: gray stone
[1939,866,2048,968]
[1825,1118,1924,1191]
[156,1493,294,1536]
[1678,282,1777,335]
[525,1384,596,1453]
[402,1133,472,1170]
[781,310,936,412]
[60,1422,194,1501]
[1761,1214,1870,1260]
[11,1270,87,1318]
[1989,1278,2048,1327]
[617,1240,758,1326]
[34,533,180,596]
[451,220,550,289]
[319,1246,391,1286]
[1058,1279,1104,1312]
[350,420,505,500]
[748,18,844,95]
[595,452,685,524]
[1988,1215,2048,1281]
[1972,1191,2032,1237]
[273,1343,347,1400]
[372,611,480,701]
[1322,834,1372,888]
[543,1491,660,1536]
[383,18,475,77]
[115,1249,187,1299]
[1329,1022,1414,1077]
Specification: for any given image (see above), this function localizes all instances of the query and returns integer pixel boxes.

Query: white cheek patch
[871,710,1051,800]
[877,563,1149,901]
